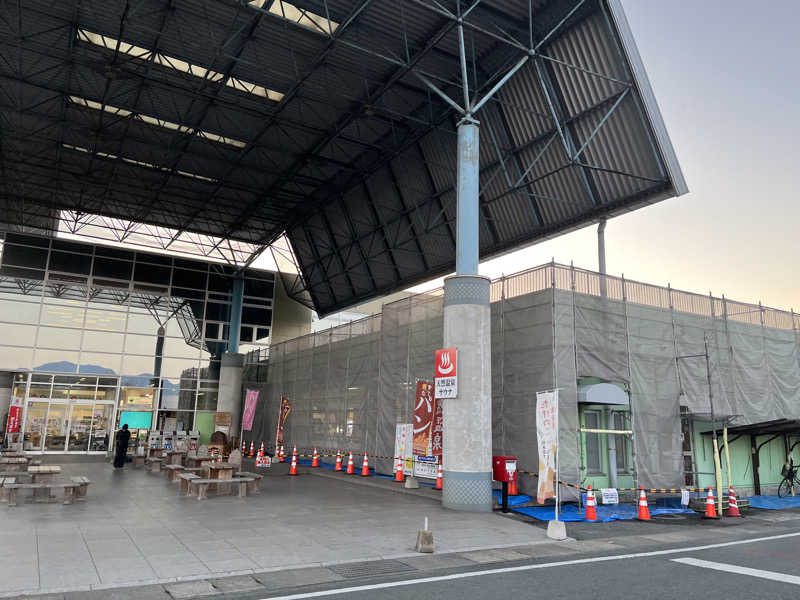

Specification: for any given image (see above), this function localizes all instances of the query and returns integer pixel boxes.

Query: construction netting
[243,263,800,495]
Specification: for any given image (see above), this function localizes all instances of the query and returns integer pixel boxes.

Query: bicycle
[778,461,799,498]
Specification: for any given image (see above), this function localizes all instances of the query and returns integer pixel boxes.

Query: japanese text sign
[434,347,457,399]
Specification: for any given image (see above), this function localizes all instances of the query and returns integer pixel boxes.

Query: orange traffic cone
[435,462,443,490]
[259,442,265,457]
[727,486,742,518]
[293,445,297,458]
[279,445,285,462]
[637,486,650,521]
[346,451,355,475]
[361,452,370,477]
[334,450,342,471]
[241,440,246,454]
[704,487,718,519]
[288,451,298,476]
[312,447,319,468]
[509,478,518,496]
[394,456,404,482]
[585,485,598,521]
[248,441,255,457]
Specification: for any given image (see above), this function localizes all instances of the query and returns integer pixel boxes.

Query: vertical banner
[275,396,291,451]
[242,389,259,432]
[412,381,435,456]
[393,423,413,473]
[536,389,559,505]
[5,397,22,434]
[431,398,443,458]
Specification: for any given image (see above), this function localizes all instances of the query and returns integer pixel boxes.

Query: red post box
[492,455,518,482]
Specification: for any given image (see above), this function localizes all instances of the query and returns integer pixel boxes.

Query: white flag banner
[536,390,559,505]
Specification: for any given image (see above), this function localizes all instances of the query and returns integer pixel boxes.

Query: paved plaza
[0,457,550,597]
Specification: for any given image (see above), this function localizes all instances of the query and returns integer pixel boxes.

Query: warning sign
[434,347,457,399]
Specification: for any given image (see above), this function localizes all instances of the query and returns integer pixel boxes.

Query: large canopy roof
[0,0,686,314]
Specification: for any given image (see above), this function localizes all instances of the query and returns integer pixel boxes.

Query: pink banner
[242,389,259,431]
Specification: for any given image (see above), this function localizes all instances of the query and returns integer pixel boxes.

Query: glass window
[90,403,114,451]
[0,323,37,347]
[196,389,218,411]
[23,401,48,450]
[40,306,85,328]
[49,251,91,275]
[85,309,127,332]
[614,412,630,473]
[68,403,93,451]
[82,330,124,353]
[584,410,602,473]
[44,403,68,451]
[36,326,83,351]
[93,257,133,280]
[120,387,156,409]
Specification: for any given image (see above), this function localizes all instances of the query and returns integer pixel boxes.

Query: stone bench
[70,476,91,502]
[188,477,254,500]
[4,482,79,506]
[234,471,263,494]
[163,464,185,482]
[178,472,200,496]
[147,458,163,473]
[133,455,146,469]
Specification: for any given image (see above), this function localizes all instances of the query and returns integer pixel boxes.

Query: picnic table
[206,463,235,492]
[165,450,186,466]
[29,465,61,501]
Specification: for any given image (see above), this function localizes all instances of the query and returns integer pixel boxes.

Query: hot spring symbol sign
[434,347,457,399]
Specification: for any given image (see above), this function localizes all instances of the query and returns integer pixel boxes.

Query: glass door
[44,403,68,451]
[23,401,48,452]
[67,403,93,452]
[89,403,115,452]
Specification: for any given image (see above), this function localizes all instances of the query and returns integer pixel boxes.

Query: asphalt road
[234,531,800,600]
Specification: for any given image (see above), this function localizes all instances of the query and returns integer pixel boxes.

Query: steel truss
[0,0,683,314]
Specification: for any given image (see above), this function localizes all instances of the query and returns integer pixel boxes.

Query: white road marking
[258,531,800,600]
[672,557,800,586]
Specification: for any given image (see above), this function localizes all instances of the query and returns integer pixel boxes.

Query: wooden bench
[235,471,263,494]
[70,476,91,502]
[178,472,200,496]
[188,477,254,500]
[4,482,79,506]
[163,464,185,482]
[147,458,163,473]
[0,477,15,502]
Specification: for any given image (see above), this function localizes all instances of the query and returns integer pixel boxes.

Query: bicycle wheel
[778,478,792,498]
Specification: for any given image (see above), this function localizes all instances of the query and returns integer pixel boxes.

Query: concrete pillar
[441,117,492,512]
[218,352,244,439]
[442,275,493,511]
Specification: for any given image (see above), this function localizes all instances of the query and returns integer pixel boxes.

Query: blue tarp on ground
[746,495,800,509]
[512,503,694,522]
[492,490,533,506]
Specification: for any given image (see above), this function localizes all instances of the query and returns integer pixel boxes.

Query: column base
[442,471,493,512]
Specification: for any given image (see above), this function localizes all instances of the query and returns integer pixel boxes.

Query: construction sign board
[434,347,457,399]
[413,456,438,479]
[255,455,272,468]
[536,389,559,505]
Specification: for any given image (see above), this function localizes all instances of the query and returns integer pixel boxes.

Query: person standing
[113,424,131,469]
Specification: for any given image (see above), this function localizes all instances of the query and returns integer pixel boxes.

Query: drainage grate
[328,559,418,579]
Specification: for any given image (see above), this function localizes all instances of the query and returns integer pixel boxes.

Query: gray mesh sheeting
[244,263,800,489]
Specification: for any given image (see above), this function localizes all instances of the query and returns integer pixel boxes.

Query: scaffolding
[244,262,800,493]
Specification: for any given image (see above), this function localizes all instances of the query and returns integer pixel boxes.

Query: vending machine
[188,430,200,452]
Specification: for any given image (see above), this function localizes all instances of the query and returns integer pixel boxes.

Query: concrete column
[218,352,244,439]
[442,275,493,511]
[455,121,480,275]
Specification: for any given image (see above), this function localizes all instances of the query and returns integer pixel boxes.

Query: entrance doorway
[22,399,115,453]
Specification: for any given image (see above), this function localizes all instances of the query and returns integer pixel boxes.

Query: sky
[411,0,800,312]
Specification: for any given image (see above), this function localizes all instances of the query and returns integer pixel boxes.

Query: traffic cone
[394,456,404,482]
[637,486,650,521]
[258,442,265,457]
[248,441,254,457]
[334,450,342,472]
[279,445,285,463]
[727,486,742,518]
[704,487,718,519]
[293,445,297,459]
[312,447,319,468]
[585,485,598,521]
[435,463,443,490]
[241,440,246,454]
[509,478,518,496]
[346,451,355,475]
[361,452,370,477]
[288,451,298,476]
